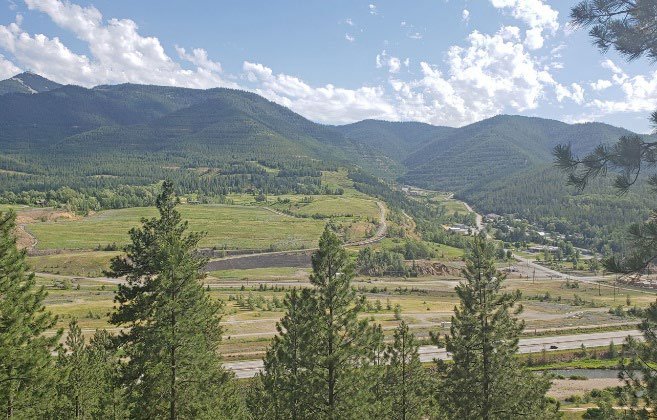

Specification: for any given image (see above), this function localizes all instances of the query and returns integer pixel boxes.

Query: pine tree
[252,227,381,419]
[307,227,381,419]
[381,321,430,420]
[108,181,245,419]
[554,0,657,275]
[55,321,127,419]
[250,288,317,419]
[56,319,88,419]
[437,235,556,419]
[0,210,60,418]
[84,329,127,419]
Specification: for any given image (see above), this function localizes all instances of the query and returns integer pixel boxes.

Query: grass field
[290,196,379,219]
[0,204,29,213]
[27,251,121,277]
[208,267,308,280]
[369,238,465,261]
[27,205,327,251]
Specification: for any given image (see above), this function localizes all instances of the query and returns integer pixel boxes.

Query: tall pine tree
[249,288,317,419]
[306,227,381,419]
[108,181,245,419]
[0,210,60,418]
[437,235,556,419]
[252,227,382,419]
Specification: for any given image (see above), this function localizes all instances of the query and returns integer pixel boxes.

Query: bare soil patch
[205,251,313,271]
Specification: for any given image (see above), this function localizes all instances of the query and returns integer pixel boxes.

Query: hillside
[400,115,633,192]
[0,74,394,202]
[0,72,62,95]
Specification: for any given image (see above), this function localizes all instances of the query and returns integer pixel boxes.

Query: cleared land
[27,205,327,251]
[27,251,120,277]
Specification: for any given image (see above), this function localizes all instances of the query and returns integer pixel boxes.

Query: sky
[0,0,656,132]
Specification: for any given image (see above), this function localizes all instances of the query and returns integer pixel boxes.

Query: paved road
[226,330,642,378]
[462,201,483,232]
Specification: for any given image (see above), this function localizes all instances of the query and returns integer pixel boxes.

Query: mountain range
[0,72,652,250]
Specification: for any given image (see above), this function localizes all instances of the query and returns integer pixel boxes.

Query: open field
[0,204,30,213]
[26,204,328,251]
[27,251,120,277]
[40,268,652,359]
[364,237,465,261]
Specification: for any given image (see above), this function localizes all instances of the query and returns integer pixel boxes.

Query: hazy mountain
[0,72,62,96]
[0,72,643,197]
[400,114,634,192]
[335,119,456,161]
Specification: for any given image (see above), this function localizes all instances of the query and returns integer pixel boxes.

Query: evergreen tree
[381,321,431,420]
[108,181,245,419]
[307,227,381,419]
[252,227,381,419]
[555,0,657,274]
[56,319,88,419]
[437,235,556,419]
[0,210,60,418]
[251,288,317,419]
[55,321,127,419]
[616,304,657,416]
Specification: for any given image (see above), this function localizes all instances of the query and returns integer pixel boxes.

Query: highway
[226,329,642,379]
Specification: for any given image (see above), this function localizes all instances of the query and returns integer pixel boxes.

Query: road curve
[226,329,642,379]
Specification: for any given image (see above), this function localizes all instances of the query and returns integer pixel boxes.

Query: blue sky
[0,0,655,132]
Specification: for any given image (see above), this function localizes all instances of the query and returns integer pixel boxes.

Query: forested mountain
[400,115,633,192]
[336,119,455,161]
[0,75,392,201]
[0,71,62,95]
[0,72,653,251]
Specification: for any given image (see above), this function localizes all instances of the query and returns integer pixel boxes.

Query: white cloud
[408,32,423,40]
[0,53,20,78]
[462,9,470,23]
[175,46,222,73]
[345,33,355,42]
[590,79,612,91]
[242,61,396,124]
[490,0,559,50]
[389,25,566,126]
[0,0,236,88]
[376,50,403,74]
[369,4,377,15]
[588,62,657,114]
[345,18,354,26]
[555,82,585,104]
[388,57,401,73]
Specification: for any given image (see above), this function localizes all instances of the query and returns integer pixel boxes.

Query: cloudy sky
[0,0,655,132]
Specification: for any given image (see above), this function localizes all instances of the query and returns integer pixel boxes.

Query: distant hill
[400,115,633,192]
[0,72,62,95]
[335,119,455,161]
